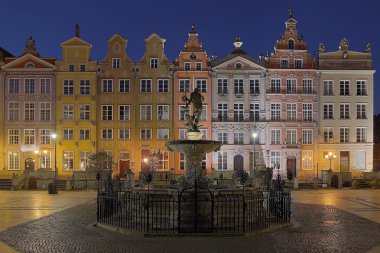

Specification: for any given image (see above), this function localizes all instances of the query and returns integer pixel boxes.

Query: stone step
[0,179,12,190]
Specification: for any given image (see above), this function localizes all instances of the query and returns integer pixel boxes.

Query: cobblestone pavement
[0,199,380,253]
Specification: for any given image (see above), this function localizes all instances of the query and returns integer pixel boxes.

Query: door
[340,151,349,172]
[233,155,244,171]
[286,157,296,180]
[119,160,130,179]
[331,175,339,188]
[25,158,35,171]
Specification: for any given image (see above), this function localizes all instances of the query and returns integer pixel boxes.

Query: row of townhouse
[0,12,374,181]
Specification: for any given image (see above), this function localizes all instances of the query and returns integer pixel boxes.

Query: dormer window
[195,62,202,71]
[288,39,295,50]
[184,62,190,71]
[80,64,85,72]
[150,58,158,69]
[280,59,289,69]
[69,64,74,72]
[295,59,303,69]
[25,62,35,68]
[112,58,120,69]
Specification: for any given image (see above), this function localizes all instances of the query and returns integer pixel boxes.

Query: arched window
[288,39,295,50]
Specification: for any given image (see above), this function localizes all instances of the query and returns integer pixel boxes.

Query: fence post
[242,195,246,233]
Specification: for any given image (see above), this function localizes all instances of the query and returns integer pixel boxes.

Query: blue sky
[1,0,378,111]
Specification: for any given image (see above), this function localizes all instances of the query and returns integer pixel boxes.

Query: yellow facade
[55,34,97,177]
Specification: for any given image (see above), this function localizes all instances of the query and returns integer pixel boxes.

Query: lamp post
[252,132,258,187]
[51,133,58,194]
[324,152,336,172]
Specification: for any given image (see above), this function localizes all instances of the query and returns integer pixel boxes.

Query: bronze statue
[182,88,204,132]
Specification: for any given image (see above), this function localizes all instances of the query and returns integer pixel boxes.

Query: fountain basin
[166,140,222,155]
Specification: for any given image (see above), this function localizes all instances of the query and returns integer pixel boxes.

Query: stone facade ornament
[365,43,371,53]
[339,38,349,51]
[75,24,80,37]
[318,43,325,53]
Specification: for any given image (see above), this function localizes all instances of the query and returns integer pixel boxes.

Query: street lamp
[252,132,258,187]
[51,133,58,194]
[324,152,336,172]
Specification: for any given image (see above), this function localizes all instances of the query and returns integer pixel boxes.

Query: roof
[212,48,265,67]
[0,47,14,61]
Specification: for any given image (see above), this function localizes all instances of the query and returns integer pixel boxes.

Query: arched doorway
[25,158,35,171]
[233,155,244,171]
[331,175,339,188]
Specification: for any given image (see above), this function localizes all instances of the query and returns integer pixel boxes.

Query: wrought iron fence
[97,187,291,235]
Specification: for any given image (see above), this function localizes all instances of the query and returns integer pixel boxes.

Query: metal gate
[178,182,214,233]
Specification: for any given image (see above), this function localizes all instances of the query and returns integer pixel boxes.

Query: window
[102,79,113,93]
[249,79,260,94]
[323,128,333,143]
[249,103,259,121]
[200,129,207,140]
[179,153,186,171]
[250,132,259,144]
[25,78,35,93]
[218,103,228,121]
[63,104,74,120]
[79,104,90,120]
[102,105,113,120]
[271,129,281,145]
[140,129,152,139]
[63,80,74,95]
[118,129,130,139]
[302,129,313,145]
[63,129,74,140]
[119,105,130,121]
[40,102,51,121]
[179,129,187,139]
[323,80,333,95]
[102,129,113,139]
[157,105,169,121]
[179,105,187,121]
[9,102,19,121]
[8,151,20,170]
[233,132,244,144]
[40,78,51,93]
[340,104,350,119]
[112,58,120,69]
[295,59,302,69]
[150,58,158,69]
[200,105,207,121]
[80,80,90,95]
[271,103,281,121]
[195,62,202,71]
[157,129,169,139]
[184,62,190,71]
[80,64,85,72]
[286,129,297,145]
[340,128,349,143]
[158,79,169,92]
[79,129,90,140]
[158,151,169,170]
[119,79,130,92]
[140,79,152,92]
[286,104,297,121]
[218,132,228,144]
[234,79,244,94]
[288,39,295,49]
[196,79,207,92]
[357,80,367,96]
[302,151,313,170]
[9,79,19,93]
[356,151,366,170]
[179,79,190,92]
[24,129,35,144]
[356,128,366,142]
[140,105,152,121]
[323,104,333,119]
[234,103,244,122]
[280,59,289,69]
[302,79,313,94]
[218,152,227,170]
[40,150,51,169]
[357,104,367,119]
[40,129,51,145]
[270,79,281,93]
[63,151,74,170]
[69,65,74,72]
[340,81,350,96]
[302,103,312,122]
[79,151,90,171]
[24,103,35,121]
[201,154,207,171]
[270,151,281,169]
[286,79,297,93]
[217,79,228,93]
[8,129,19,144]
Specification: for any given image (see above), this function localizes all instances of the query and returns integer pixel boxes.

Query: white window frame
[157,105,169,121]
[140,105,152,121]
[157,129,169,140]
[140,79,152,93]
